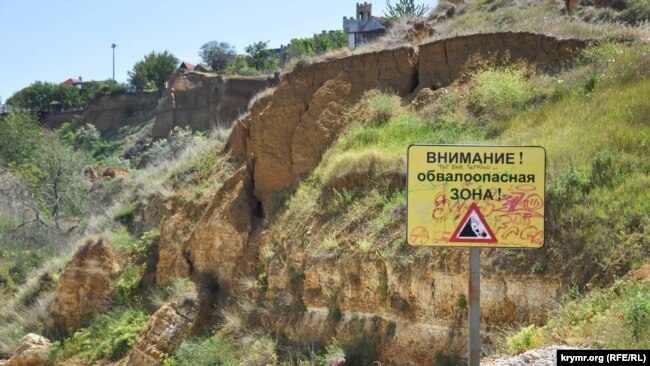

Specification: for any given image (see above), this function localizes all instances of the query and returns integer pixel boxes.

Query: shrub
[469,66,533,121]
[52,308,149,363]
[622,292,650,338]
[140,126,195,167]
[241,336,278,366]
[113,204,135,220]
[114,265,143,306]
[503,325,546,354]
[364,91,402,125]
[317,341,345,366]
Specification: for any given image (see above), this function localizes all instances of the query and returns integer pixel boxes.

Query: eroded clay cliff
[151,72,278,138]
[148,32,585,365]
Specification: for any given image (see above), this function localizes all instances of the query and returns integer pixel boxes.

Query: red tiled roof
[62,78,82,85]
[180,61,196,71]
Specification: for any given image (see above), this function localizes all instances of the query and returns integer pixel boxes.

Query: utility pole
[111,43,117,81]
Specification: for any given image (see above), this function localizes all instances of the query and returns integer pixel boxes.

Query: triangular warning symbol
[449,203,497,243]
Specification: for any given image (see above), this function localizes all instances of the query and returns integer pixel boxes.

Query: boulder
[124,300,198,366]
[46,237,120,333]
[4,333,51,366]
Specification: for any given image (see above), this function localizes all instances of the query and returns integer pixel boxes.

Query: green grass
[115,265,143,306]
[113,204,135,219]
[170,336,240,366]
[501,78,650,180]
[329,111,481,156]
[501,280,650,352]
[469,66,534,122]
[51,308,149,364]
[110,226,158,262]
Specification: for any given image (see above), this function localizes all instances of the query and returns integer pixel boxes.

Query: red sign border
[449,202,498,244]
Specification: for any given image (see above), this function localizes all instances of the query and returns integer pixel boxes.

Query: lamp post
[111,43,117,81]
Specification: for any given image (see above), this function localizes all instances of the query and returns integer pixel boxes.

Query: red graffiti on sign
[410,226,430,245]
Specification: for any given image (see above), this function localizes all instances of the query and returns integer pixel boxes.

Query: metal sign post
[468,248,480,366]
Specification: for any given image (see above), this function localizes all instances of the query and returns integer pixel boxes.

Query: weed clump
[51,308,149,363]
[469,65,533,122]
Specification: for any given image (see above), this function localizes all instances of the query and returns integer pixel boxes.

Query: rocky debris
[625,261,650,282]
[483,346,584,366]
[46,237,120,333]
[102,167,129,179]
[123,300,198,366]
[2,333,52,366]
[122,135,153,160]
[83,166,98,180]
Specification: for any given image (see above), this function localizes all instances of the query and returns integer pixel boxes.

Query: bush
[622,292,650,338]
[539,281,650,349]
[364,91,402,125]
[581,42,650,86]
[503,325,545,354]
[52,308,149,363]
[140,126,195,167]
[469,66,533,121]
[114,265,143,306]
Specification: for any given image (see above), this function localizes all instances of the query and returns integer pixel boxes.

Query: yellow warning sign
[407,145,546,248]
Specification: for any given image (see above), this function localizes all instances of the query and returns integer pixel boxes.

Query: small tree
[384,0,428,19]
[199,41,236,73]
[244,41,279,73]
[128,50,179,92]
[313,31,348,53]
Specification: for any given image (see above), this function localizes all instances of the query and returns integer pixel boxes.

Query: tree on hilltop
[244,41,279,73]
[128,50,179,92]
[384,0,428,19]
[199,41,236,73]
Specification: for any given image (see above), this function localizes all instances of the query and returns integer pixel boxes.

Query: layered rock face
[46,237,120,333]
[237,47,418,212]
[228,32,585,213]
[418,32,586,89]
[124,301,198,366]
[85,92,159,132]
[151,32,586,365]
[151,72,277,138]
[41,92,159,132]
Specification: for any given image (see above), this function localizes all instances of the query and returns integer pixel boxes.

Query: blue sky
[0,0,435,101]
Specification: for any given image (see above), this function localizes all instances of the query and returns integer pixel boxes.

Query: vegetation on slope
[1,0,649,363]
[258,39,650,360]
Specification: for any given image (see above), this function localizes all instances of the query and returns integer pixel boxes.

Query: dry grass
[318,149,404,187]
[132,126,231,198]
[148,277,197,309]
[247,87,277,110]
[427,0,650,42]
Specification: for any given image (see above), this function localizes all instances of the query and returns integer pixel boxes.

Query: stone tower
[357,2,372,20]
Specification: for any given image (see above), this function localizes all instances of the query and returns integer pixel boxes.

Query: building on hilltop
[179,61,196,71]
[62,77,84,89]
[343,2,388,49]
